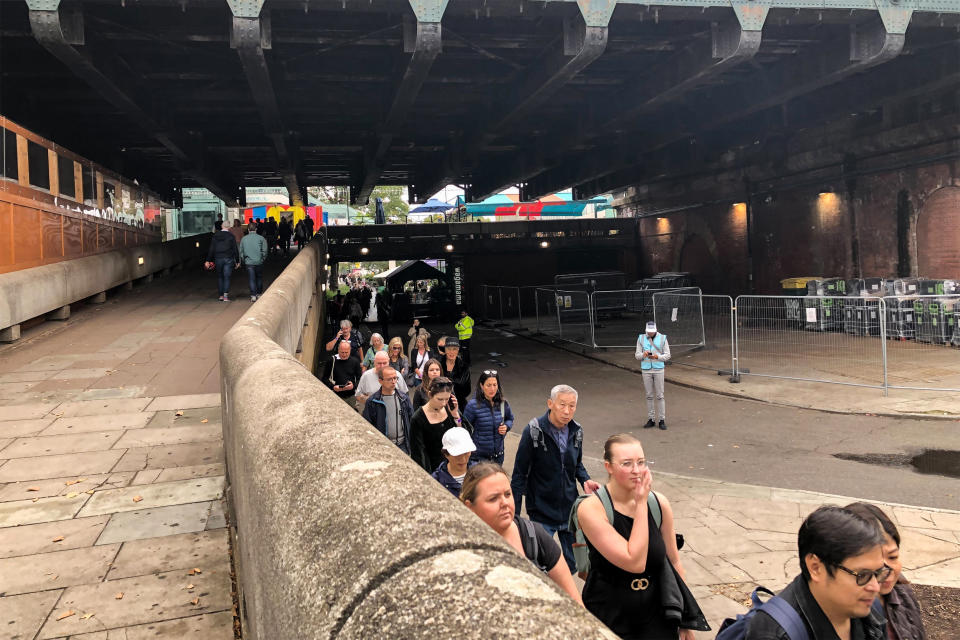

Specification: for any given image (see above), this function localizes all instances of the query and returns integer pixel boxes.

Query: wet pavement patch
[833,450,960,479]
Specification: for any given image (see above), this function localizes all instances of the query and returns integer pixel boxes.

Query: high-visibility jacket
[456,315,475,340]
[636,333,670,370]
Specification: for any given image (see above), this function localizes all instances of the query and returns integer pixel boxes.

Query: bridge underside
[2,0,957,206]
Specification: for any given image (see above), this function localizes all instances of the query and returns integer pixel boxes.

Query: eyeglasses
[834,564,892,586]
[483,370,498,375]
[616,459,647,470]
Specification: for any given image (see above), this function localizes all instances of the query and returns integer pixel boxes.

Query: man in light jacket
[239,221,268,301]
[636,320,671,430]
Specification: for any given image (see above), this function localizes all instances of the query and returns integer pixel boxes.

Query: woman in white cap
[636,320,670,430]
[430,426,476,497]
[461,462,583,605]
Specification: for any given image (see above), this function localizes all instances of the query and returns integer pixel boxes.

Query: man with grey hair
[325,319,363,360]
[511,384,600,573]
[356,350,408,411]
[321,340,362,410]
[637,320,670,430]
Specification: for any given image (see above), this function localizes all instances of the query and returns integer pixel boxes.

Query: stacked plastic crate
[804,278,846,331]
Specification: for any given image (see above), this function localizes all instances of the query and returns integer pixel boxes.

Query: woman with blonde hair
[386,336,411,384]
[409,334,433,387]
[461,462,582,605]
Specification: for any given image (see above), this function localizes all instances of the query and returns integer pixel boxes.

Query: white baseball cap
[646,321,657,332]
[442,427,476,456]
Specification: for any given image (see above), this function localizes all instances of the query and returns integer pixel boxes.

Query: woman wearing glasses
[843,502,926,640]
[409,334,433,387]
[462,370,514,464]
[409,377,467,473]
[411,358,443,411]
[576,434,692,640]
[386,337,411,385]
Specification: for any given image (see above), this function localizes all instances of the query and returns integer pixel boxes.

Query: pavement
[0,262,270,640]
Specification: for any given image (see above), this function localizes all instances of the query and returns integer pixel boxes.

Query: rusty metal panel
[41,210,62,260]
[917,186,960,278]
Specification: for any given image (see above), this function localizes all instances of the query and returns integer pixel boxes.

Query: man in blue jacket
[361,366,414,454]
[510,384,600,573]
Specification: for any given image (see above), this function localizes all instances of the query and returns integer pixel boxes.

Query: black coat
[207,230,239,262]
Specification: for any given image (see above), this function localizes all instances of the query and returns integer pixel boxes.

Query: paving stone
[0,590,63,640]
[145,409,217,429]
[743,530,798,552]
[0,516,110,559]
[96,502,213,545]
[683,527,768,556]
[0,495,87,528]
[131,469,162,485]
[722,512,804,535]
[0,543,119,596]
[907,555,960,588]
[0,450,125,483]
[205,500,226,530]
[898,528,960,570]
[0,438,10,454]
[156,463,225,484]
[112,425,222,449]
[0,417,57,438]
[710,495,802,518]
[48,369,112,381]
[54,398,152,418]
[909,526,960,546]
[0,431,124,459]
[931,511,960,532]
[107,529,228,579]
[78,477,224,518]
[679,555,724,586]
[0,381,39,395]
[891,506,939,529]
[16,358,77,372]
[0,371,56,383]
[41,413,154,436]
[723,550,798,584]
[144,394,221,412]
[689,553,754,583]
[0,473,132,502]
[37,565,231,638]
[0,403,59,420]
[112,442,223,473]
[66,611,233,640]
[72,388,147,402]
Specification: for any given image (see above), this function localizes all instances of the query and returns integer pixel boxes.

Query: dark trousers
[215,258,234,296]
[460,338,471,366]
[538,522,576,573]
[246,264,263,296]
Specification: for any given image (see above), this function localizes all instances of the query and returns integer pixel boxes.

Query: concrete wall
[628,159,960,295]
[0,234,210,332]
[220,241,614,639]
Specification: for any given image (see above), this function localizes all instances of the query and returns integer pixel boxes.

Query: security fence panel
[591,287,700,348]
[535,287,561,337]
[536,288,592,346]
[650,294,735,374]
[517,286,551,331]
[481,285,495,322]
[736,296,885,388]
[652,290,706,350]
[500,286,522,331]
[884,294,960,392]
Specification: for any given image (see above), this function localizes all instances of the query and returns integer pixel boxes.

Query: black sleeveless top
[582,504,679,640]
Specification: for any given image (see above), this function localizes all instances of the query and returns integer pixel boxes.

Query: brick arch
[672,215,722,292]
[915,186,960,278]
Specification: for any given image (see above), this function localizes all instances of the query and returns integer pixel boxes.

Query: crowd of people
[319,313,928,640]
[204,214,315,301]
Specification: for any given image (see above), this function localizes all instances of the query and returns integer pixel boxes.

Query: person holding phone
[409,377,470,473]
[636,321,671,430]
[321,341,363,410]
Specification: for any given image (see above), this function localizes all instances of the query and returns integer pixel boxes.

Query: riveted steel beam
[410,0,612,202]
[230,9,305,207]
[353,0,446,205]
[26,2,240,205]
[520,8,913,201]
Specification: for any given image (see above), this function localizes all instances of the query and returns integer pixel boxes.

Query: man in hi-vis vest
[636,321,671,430]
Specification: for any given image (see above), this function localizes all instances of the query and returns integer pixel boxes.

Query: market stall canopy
[461,191,610,218]
[409,198,454,213]
[374,260,449,292]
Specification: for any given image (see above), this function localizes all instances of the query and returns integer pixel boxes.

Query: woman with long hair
[409,377,465,473]
[462,370,514,464]
[409,334,433,387]
[461,462,582,605]
[843,502,926,640]
[411,358,443,411]
[386,336,411,383]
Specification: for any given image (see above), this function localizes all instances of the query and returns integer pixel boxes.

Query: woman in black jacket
[409,377,464,473]
[439,337,471,408]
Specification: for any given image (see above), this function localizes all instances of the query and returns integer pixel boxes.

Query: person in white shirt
[356,351,408,411]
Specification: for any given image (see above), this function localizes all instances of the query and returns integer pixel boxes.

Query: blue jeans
[215,258,234,296]
[537,521,576,573]
[246,264,263,295]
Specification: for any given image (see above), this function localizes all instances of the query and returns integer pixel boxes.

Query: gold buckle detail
[630,578,649,591]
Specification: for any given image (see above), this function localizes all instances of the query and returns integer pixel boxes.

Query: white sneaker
[251,295,257,302]
[223,294,230,302]
[218,295,225,301]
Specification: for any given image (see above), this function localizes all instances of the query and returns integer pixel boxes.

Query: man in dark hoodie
[207,220,240,301]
